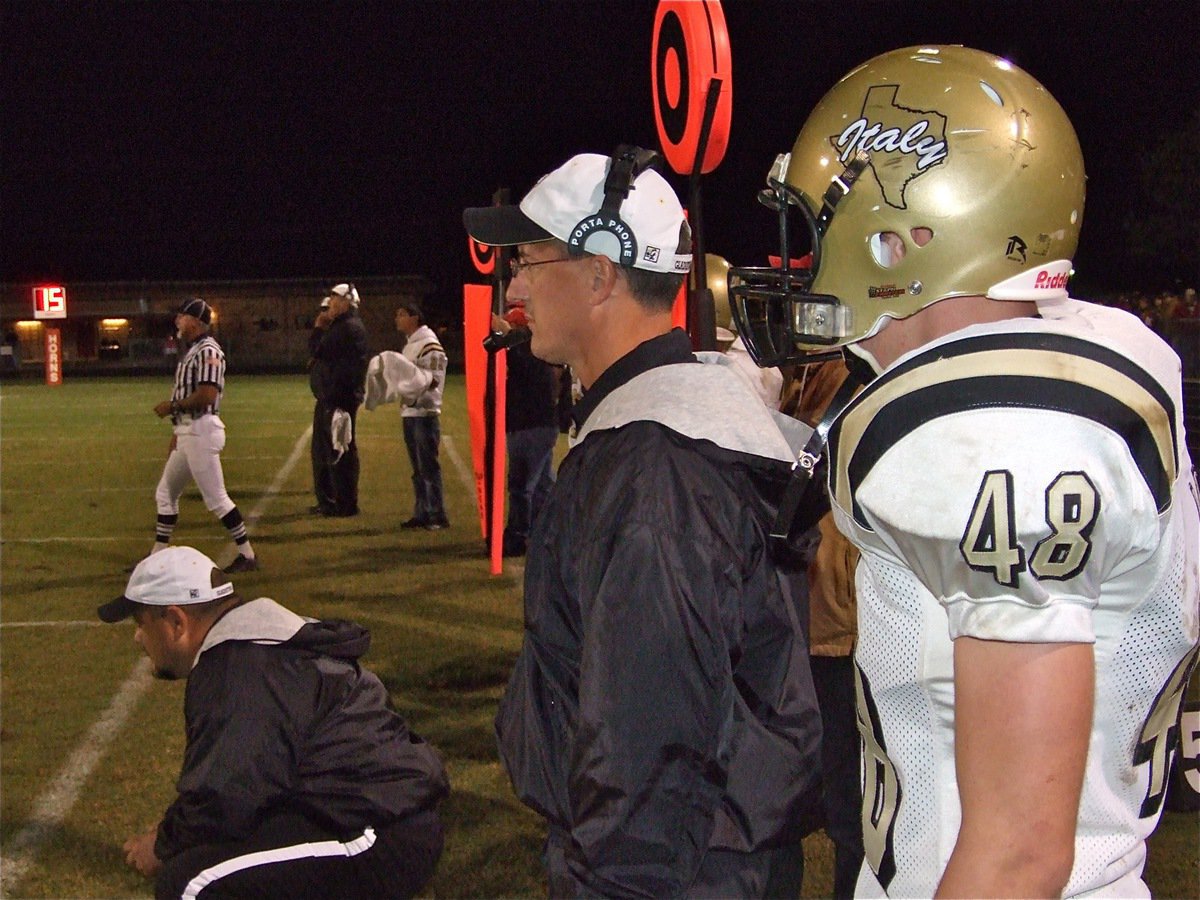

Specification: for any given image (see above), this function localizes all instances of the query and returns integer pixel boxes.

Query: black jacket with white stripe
[154,598,448,860]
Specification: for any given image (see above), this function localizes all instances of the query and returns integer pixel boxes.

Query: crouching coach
[99,547,448,899]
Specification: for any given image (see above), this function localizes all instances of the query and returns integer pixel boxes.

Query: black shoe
[309,504,336,516]
[401,517,429,529]
[224,554,260,574]
[425,517,450,531]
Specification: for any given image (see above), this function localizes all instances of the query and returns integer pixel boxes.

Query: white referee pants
[155,415,236,519]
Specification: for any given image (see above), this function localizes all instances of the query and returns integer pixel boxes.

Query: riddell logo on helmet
[1034,270,1070,290]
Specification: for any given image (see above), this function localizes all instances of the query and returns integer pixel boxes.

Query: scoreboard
[32,285,66,384]
[33,285,67,319]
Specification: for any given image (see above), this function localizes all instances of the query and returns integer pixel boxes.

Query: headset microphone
[483,327,530,353]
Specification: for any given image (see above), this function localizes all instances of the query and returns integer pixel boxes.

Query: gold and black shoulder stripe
[417,343,445,360]
[830,333,1178,529]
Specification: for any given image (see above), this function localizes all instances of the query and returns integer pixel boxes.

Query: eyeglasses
[508,256,578,278]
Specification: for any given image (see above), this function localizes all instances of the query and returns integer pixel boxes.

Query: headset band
[566,145,666,265]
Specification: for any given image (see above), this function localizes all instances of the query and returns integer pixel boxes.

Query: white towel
[363,351,434,411]
[331,408,352,461]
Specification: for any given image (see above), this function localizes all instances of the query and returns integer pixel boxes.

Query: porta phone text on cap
[571,216,635,257]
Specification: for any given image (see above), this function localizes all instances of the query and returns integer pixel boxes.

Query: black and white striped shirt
[172,334,225,421]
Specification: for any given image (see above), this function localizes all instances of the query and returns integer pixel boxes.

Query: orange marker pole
[463,283,492,543]
[489,354,507,576]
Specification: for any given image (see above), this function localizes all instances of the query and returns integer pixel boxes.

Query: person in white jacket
[393,304,449,530]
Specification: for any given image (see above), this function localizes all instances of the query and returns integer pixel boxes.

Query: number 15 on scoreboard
[33,285,67,319]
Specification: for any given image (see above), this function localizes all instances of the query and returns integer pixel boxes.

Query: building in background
[0,276,448,375]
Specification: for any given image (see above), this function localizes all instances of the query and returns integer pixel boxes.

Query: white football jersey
[828,299,1199,898]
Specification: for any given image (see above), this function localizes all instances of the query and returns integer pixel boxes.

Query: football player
[731,45,1199,898]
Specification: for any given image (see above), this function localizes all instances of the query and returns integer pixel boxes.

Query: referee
[149,298,258,573]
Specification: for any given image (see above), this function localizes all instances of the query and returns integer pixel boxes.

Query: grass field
[1,374,1196,899]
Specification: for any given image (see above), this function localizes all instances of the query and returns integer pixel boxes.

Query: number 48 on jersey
[959,469,1099,587]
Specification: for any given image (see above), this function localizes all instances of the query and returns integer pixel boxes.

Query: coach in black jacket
[100,546,448,899]
[466,149,823,897]
[309,283,370,516]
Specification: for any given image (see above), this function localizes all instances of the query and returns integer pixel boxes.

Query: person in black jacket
[309,283,370,517]
[464,148,823,896]
[99,546,448,899]
[490,299,562,557]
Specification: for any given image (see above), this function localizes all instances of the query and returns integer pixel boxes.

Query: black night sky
[3,1,1198,319]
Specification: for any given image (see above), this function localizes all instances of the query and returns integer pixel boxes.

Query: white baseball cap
[463,150,692,275]
[98,547,235,622]
[329,283,360,306]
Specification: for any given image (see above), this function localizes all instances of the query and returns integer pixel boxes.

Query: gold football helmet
[731,45,1086,365]
[706,253,733,332]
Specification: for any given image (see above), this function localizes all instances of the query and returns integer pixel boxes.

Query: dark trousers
[156,809,443,900]
[811,654,864,899]
[504,425,557,553]
[311,400,359,515]
[402,416,445,522]
[543,828,803,898]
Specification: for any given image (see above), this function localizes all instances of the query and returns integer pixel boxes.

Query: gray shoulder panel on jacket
[194,597,311,667]
[572,357,812,462]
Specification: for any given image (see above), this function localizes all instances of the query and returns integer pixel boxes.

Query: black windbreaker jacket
[309,309,369,410]
[495,336,823,897]
[155,598,448,861]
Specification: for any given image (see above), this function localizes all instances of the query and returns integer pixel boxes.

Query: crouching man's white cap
[98,547,234,622]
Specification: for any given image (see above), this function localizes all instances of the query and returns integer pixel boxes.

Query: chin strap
[769,366,864,562]
[815,151,870,235]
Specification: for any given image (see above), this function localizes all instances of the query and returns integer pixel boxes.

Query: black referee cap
[177,298,212,325]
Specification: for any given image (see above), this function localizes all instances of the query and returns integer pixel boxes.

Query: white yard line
[2,487,147,494]
[0,425,311,895]
[1,620,103,628]
[1,417,306,432]
[243,425,311,529]
[1,454,289,467]
[2,536,136,543]
[442,433,473,498]
[3,430,310,543]
[3,458,293,494]
[0,658,154,895]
